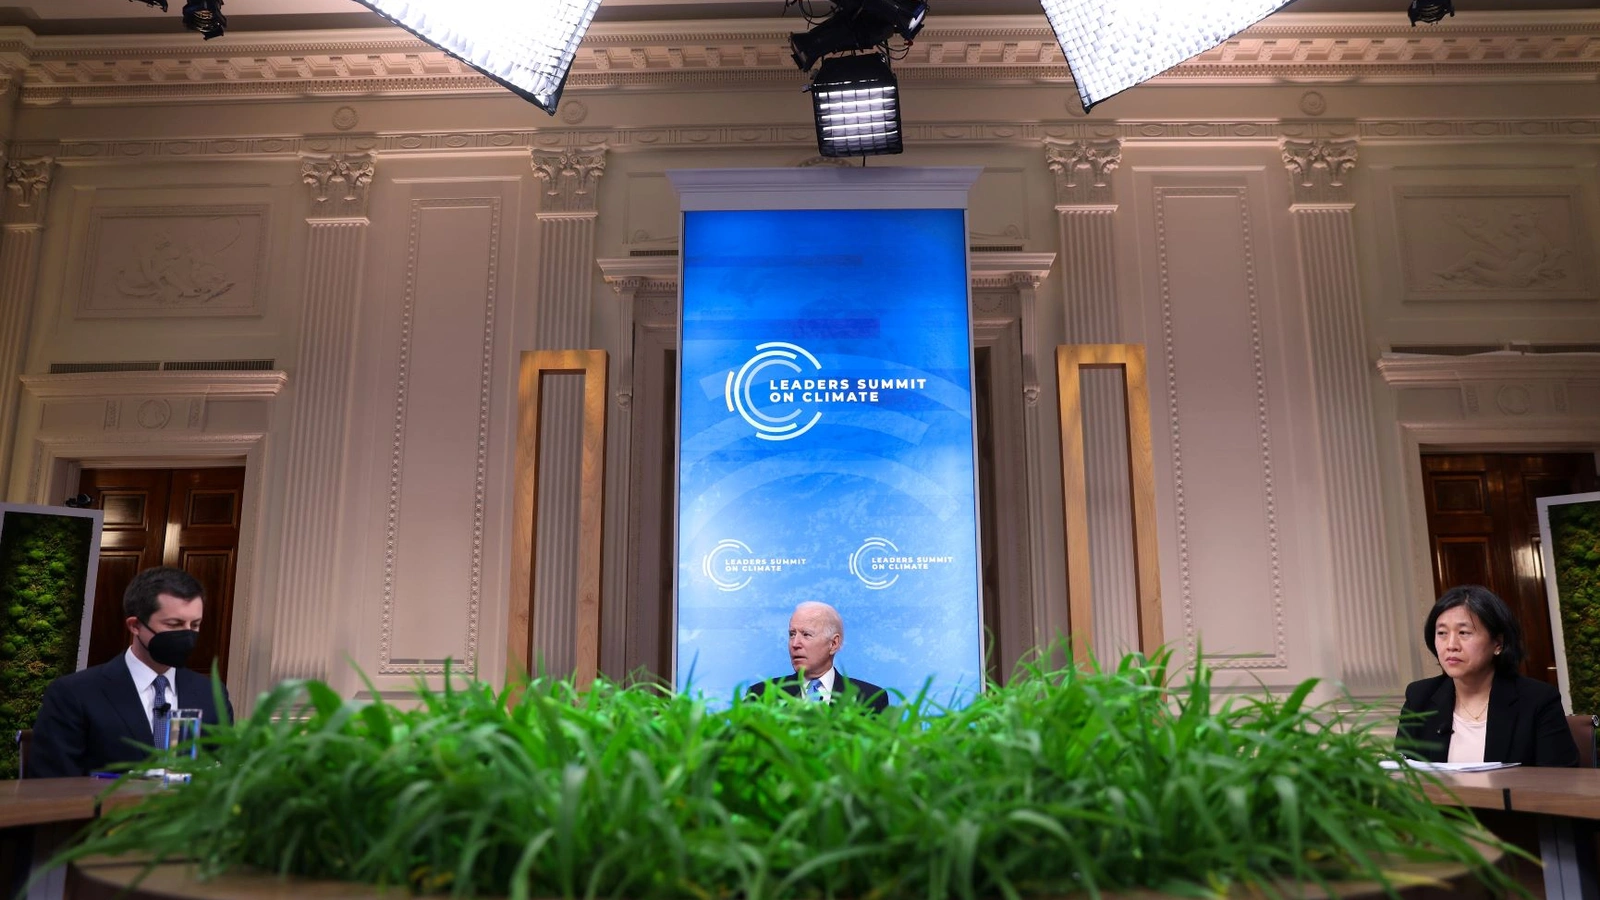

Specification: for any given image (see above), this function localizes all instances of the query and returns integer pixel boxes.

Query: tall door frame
[1379,354,1600,685]
[17,370,286,710]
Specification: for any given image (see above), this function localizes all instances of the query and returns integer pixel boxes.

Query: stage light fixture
[789,0,928,72]
[347,0,604,114]
[1408,0,1454,25]
[128,0,168,10]
[861,0,929,40]
[181,0,226,39]
[1039,0,1292,111]
[808,53,903,158]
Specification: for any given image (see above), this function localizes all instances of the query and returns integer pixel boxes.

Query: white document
[1380,760,1522,773]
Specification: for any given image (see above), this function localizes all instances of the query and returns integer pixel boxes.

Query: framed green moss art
[0,502,103,778]
[1540,490,1600,717]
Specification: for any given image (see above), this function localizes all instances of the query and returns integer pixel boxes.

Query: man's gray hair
[793,601,843,638]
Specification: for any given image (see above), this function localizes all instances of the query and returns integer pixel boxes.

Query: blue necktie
[152,674,171,750]
[806,678,823,700]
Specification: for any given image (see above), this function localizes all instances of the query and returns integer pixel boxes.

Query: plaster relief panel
[1396,186,1596,303]
[968,167,1028,248]
[78,205,269,317]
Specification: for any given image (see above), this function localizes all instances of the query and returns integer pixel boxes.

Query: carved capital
[3,157,55,226]
[1008,271,1044,291]
[1045,139,1120,207]
[301,152,376,219]
[532,147,607,216]
[606,275,645,297]
[1281,139,1358,206]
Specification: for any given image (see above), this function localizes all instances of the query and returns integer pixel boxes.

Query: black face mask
[141,627,199,669]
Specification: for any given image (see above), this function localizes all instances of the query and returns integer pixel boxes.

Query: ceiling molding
[13,12,1600,106]
[13,116,1600,162]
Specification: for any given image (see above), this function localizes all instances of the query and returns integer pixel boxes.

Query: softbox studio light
[350,0,603,114]
[809,54,903,158]
[1040,0,1293,111]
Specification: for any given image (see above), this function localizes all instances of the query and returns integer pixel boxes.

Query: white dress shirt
[124,646,179,735]
[805,667,836,702]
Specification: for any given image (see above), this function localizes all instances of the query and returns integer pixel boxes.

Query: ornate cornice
[11,116,1599,163]
[11,12,1600,106]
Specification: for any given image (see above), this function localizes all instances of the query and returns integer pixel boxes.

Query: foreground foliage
[67,654,1508,899]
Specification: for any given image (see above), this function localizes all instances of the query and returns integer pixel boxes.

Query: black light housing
[789,0,927,72]
[808,53,903,158]
[129,0,169,10]
[1407,0,1453,25]
[182,0,227,39]
[860,0,928,40]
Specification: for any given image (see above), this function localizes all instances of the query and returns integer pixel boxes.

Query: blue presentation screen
[676,207,983,707]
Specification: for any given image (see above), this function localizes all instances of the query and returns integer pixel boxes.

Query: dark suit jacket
[26,652,234,778]
[1397,672,1578,767]
[748,671,891,714]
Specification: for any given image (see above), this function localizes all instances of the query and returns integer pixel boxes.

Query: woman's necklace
[1458,699,1490,722]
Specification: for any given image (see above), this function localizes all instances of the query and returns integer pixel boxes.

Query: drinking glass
[164,708,203,784]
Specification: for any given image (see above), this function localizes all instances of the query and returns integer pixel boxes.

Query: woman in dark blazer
[1397,585,1578,767]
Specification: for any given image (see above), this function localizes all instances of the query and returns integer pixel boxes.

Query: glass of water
[164,709,203,783]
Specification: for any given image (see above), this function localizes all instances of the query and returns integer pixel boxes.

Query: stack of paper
[1379,760,1521,773]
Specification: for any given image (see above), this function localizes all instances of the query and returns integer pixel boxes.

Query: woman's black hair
[1423,584,1524,678]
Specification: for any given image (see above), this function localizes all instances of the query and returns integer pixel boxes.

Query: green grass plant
[59,652,1512,899]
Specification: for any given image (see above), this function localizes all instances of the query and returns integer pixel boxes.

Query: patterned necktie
[152,674,171,750]
[806,678,823,700]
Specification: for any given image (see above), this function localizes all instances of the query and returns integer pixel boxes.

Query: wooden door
[1421,452,1598,686]
[79,467,246,679]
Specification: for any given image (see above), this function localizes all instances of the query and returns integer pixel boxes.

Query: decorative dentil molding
[301,151,376,219]
[3,156,53,226]
[1282,139,1359,206]
[1046,139,1120,207]
[13,13,1600,105]
[531,148,607,216]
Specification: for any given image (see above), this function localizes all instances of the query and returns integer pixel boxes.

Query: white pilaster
[1046,140,1140,661]
[528,147,606,676]
[601,272,642,678]
[271,152,375,681]
[1282,139,1398,696]
[0,156,53,498]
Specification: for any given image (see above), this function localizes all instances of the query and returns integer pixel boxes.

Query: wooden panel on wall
[379,191,507,677]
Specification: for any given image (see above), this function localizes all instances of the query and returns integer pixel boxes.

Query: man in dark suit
[26,566,233,778]
[748,601,890,713]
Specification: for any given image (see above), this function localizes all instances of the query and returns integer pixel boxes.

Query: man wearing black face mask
[26,566,233,778]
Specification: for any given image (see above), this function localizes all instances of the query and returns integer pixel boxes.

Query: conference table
[1422,766,1600,899]
[0,778,155,900]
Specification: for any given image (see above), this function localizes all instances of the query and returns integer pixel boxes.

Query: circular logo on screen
[724,341,825,442]
[850,537,901,591]
[850,537,956,590]
[703,539,755,592]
